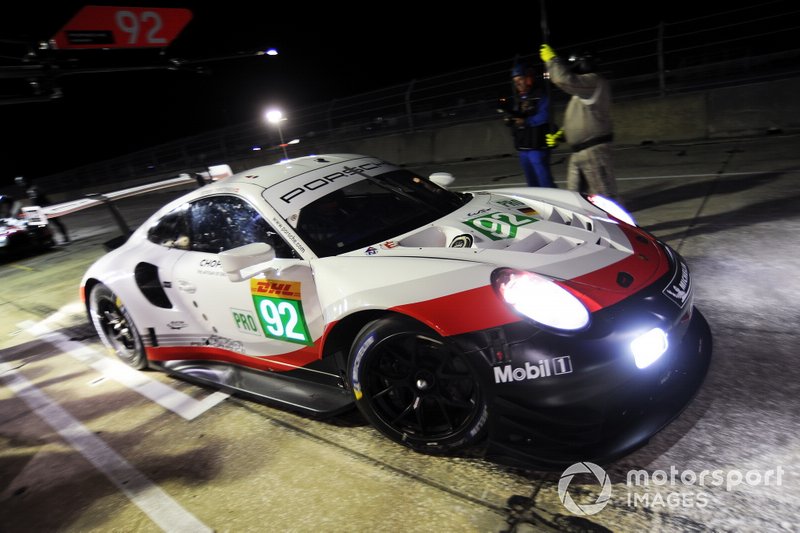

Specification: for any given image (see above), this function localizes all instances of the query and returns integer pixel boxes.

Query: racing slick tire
[348,316,488,454]
[89,283,148,370]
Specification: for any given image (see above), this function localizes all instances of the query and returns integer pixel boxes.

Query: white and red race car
[80,154,712,468]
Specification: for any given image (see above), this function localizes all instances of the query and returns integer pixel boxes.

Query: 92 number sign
[253,296,312,346]
[52,6,193,49]
[115,10,168,45]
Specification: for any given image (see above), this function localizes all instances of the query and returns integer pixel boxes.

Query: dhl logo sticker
[250,279,302,300]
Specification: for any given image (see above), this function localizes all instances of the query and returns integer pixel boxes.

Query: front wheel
[348,316,487,454]
[89,283,147,369]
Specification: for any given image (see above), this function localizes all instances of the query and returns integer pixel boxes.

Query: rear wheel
[348,316,487,454]
[89,283,147,369]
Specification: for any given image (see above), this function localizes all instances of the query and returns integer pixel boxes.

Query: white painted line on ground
[616,169,800,181]
[0,363,212,533]
[19,317,229,421]
[41,300,86,324]
[450,169,800,190]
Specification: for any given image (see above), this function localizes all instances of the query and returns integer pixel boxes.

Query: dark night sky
[0,2,768,183]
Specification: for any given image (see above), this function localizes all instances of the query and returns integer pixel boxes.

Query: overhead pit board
[51,6,192,49]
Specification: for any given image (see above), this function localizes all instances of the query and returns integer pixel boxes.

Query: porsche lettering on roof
[266,158,391,217]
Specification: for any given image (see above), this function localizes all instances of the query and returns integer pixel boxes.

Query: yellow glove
[546,129,564,148]
[540,44,557,63]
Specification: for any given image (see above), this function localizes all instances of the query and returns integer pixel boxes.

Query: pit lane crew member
[540,44,619,201]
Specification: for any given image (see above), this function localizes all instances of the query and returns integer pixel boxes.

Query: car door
[169,195,324,362]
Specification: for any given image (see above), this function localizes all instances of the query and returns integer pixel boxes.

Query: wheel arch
[81,277,102,318]
[320,309,437,377]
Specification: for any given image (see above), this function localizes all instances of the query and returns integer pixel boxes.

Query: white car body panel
[83,153,655,356]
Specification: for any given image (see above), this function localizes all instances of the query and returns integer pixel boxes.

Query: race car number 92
[253,296,312,345]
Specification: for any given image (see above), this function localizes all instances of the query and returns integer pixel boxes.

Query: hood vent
[535,236,580,255]
[531,202,593,232]
[552,207,594,231]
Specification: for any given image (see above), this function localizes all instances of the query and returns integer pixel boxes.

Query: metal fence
[40,1,800,194]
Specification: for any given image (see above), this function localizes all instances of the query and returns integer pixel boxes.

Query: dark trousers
[518,149,555,188]
[50,217,69,242]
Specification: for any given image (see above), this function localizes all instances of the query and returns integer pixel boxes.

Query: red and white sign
[51,6,192,49]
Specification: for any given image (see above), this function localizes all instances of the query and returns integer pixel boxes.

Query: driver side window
[147,204,191,249]
[147,196,296,257]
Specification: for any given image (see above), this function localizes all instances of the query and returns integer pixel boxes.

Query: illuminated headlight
[631,327,668,369]
[491,268,590,331]
[587,194,636,226]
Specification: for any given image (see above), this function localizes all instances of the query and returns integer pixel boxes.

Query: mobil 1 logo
[493,356,573,384]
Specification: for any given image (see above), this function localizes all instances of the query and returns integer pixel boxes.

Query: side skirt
[150,360,354,417]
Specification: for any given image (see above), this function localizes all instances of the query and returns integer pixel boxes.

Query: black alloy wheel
[348,316,487,454]
[89,283,148,369]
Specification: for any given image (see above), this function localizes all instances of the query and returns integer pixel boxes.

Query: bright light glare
[631,328,668,368]
[287,139,300,145]
[266,48,278,56]
[499,271,589,331]
[265,109,283,123]
[588,195,636,226]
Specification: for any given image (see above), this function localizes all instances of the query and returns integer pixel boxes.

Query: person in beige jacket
[540,44,620,201]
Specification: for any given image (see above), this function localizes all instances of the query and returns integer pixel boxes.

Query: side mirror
[220,242,276,282]
[429,172,455,188]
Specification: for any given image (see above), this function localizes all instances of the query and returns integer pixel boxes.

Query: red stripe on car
[560,225,670,310]
[391,285,521,336]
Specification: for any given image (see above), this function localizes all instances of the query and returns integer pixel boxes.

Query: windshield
[292,169,469,257]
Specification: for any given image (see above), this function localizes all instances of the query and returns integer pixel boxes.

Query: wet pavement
[1,133,798,532]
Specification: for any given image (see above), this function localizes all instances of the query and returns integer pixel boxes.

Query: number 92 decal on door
[250,279,312,345]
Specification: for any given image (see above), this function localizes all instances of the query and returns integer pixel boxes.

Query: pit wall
[30,76,800,202]
[250,76,800,168]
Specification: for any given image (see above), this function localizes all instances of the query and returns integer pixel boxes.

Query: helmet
[568,52,598,74]
[511,62,536,79]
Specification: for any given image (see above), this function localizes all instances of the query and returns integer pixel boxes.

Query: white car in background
[0,195,53,256]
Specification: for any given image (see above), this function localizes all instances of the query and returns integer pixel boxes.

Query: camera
[497,97,525,126]
[497,97,519,116]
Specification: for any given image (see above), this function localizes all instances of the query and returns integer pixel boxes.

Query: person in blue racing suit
[503,63,556,188]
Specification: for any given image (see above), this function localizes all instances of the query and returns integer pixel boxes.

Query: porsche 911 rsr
[80,154,712,468]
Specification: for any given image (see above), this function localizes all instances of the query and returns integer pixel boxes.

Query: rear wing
[38,164,232,249]
[42,164,233,219]
[43,173,193,218]
[195,164,234,184]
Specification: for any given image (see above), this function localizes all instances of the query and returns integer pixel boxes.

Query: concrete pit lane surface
[1,134,799,532]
